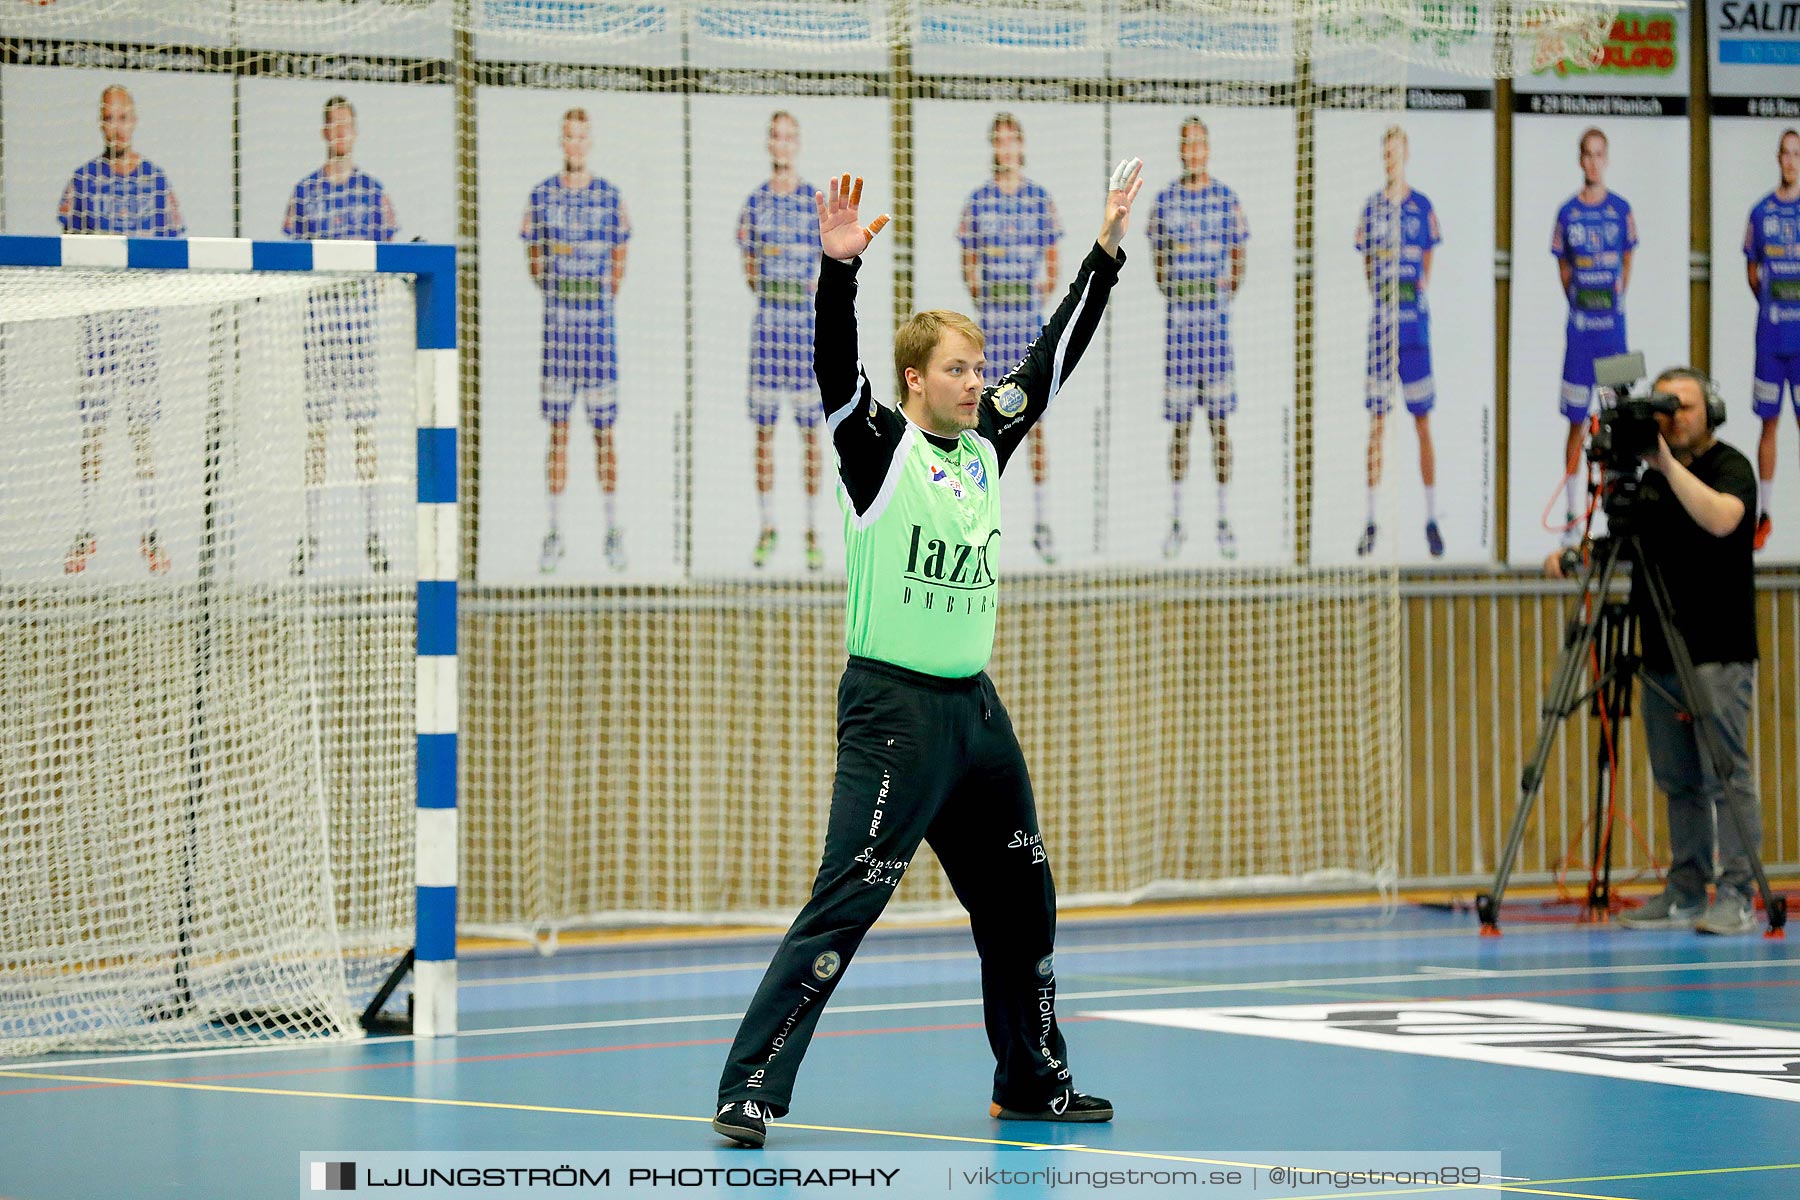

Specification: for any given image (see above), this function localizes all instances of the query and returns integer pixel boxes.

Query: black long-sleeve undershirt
[814,243,1125,517]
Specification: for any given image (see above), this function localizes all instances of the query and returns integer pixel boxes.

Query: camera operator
[1547,368,1761,934]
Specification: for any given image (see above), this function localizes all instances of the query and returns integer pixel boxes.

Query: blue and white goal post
[0,234,459,1042]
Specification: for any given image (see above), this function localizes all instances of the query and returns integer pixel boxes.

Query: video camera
[1586,351,1678,473]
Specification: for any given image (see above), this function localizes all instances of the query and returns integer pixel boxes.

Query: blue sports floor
[2,897,1798,1199]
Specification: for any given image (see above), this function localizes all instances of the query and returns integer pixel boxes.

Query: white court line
[4,955,1796,1075]
[460,925,1536,988]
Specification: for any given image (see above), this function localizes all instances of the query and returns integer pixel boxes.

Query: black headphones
[1656,367,1727,430]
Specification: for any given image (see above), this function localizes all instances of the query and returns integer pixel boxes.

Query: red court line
[0,1080,119,1098]
[0,1016,1097,1098]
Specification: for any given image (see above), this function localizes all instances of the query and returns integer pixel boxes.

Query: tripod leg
[1477,541,1627,932]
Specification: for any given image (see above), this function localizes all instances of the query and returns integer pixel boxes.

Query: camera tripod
[1474,530,1787,936]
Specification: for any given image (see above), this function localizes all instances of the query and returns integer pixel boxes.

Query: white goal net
[0,266,418,1053]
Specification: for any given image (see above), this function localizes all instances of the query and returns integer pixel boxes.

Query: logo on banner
[1718,1,1800,29]
[1531,10,1678,76]
[1320,2,1480,56]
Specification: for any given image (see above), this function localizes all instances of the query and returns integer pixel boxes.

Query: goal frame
[0,233,460,1039]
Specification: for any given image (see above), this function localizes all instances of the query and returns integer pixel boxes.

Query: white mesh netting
[0,268,417,1051]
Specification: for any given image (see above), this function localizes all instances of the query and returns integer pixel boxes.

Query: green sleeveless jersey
[841,425,1002,677]
[814,244,1123,679]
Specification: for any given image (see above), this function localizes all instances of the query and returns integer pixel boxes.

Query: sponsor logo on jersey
[991,382,1027,417]
[903,524,998,589]
[925,459,966,499]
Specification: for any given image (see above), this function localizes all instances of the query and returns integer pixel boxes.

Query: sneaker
[1695,892,1756,936]
[712,1100,768,1148]
[1425,520,1444,558]
[64,530,97,575]
[604,526,627,572]
[1754,512,1772,551]
[1355,523,1376,557]
[752,528,776,569]
[990,1089,1113,1123]
[539,530,564,575]
[289,535,318,577]
[1162,520,1184,560]
[1618,890,1705,930]
[1033,522,1056,566]
[1216,519,1237,561]
[804,530,824,573]
[365,533,390,575]
[140,532,171,575]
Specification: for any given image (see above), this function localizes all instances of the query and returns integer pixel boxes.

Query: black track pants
[716,657,1072,1118]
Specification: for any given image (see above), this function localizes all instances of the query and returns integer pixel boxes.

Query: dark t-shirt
[1631,439,1758,672]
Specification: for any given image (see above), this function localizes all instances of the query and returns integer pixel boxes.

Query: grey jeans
[1640,661,1761,903]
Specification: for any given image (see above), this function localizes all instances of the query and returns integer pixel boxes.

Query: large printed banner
[1707,0,1800,561]
[0,0,453,54]
[1507,9,1691,566]
[1106,95,1297,568]
[1109,0,1294,84]
[0,52,447,585]
[0,64,233,237]
[1312,93,1497,568]
[1306,15,1498,568]
[474,81,686,586]
[688,92,893,581]
[913,94,1106,574]
[913,0,1106,80]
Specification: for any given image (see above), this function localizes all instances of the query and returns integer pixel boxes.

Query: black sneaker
[712,1099,768,1147]
[990,1089,1113,1123]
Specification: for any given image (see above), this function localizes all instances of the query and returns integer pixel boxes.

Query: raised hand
[815,173,892,262]
[1098,157,1144,258]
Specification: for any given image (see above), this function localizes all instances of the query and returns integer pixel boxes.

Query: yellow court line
[0,1067,1590,1190]
[0,1069,1272,1160]
[5,1067,1790,1200]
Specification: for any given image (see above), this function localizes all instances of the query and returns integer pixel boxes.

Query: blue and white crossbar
[0,235,460,1038]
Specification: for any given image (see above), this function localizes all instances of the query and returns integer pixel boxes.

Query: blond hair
[894,310,984,399]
